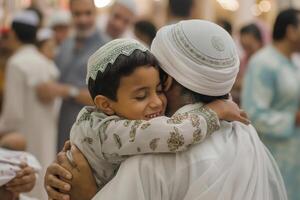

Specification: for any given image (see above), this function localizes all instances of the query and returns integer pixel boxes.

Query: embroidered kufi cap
[151,20,240,96]
[86,38,148,84]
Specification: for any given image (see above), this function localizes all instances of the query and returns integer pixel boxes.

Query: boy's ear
[94,95,115,115]
[163,76,173,92]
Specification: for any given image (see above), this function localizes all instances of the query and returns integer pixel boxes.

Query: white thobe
[0,45,59,199]
[93,104,287,200]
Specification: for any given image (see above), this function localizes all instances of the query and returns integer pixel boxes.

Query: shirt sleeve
[99,106,220,163]
[0,62,26,134]
[241,61,295,139]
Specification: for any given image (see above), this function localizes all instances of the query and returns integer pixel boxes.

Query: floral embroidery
[123,120,131,127]
[193,106,220,135]
[190,114,200,127]
[82,137,93,144]
[129,120,143,142]
[193,129,203,143]
[76,110,92,125]
[113,134,122,149]
[167,112,189,124]
[100,120,111,141]
[149,138,160,151]
[141,122,151,130]
[167,127,185,151]
[137,147,141,152]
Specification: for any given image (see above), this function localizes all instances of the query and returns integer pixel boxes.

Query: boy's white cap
[115,0,137,15]
[48,10,71,27]
[37,28,54,42]
[12,10,39,27]
[86,38,148,84]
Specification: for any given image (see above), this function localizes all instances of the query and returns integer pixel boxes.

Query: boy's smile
[109,66,167,120]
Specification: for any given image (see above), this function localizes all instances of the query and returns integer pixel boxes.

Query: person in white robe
[44,20,287,200]
[0,10,59,199]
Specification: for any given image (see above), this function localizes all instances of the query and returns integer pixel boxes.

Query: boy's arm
[99,100,249,163]
[100,106,220,161]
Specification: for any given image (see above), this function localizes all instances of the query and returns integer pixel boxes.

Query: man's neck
[273,40,294,59]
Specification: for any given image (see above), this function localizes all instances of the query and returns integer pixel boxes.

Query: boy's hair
[240,23,263,43]
[88,49,165,100]
[273,8,300,41]
[12,22,37,44]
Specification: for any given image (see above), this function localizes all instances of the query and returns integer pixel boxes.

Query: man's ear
[94,95,115,115]
[163,76,173,92]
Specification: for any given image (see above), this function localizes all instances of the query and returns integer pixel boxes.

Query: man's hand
[5,163,36,194]
[44,141,73,200]
[44,161,72,200]
[207,100,250,125]
[59,145,98,200]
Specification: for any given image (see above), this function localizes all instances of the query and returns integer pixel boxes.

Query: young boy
[68,38,248,189]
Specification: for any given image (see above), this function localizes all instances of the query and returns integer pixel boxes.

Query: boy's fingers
[46,186,70,200]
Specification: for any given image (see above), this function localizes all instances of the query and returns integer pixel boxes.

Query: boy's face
[110,66,167,120]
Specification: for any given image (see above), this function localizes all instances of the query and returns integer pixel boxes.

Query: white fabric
[0,148,41,186]
[115,0,137,15]
[93,104,287,200]
[151,20,240,96]
[48,10,71,27]
[0,45,60,199]
[37,28,53,42]
[13,10,39,26]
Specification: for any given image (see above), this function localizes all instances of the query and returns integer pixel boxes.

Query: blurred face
[39,39,56,60]
[110,66,167,120]
[53,25,70,45]
[240,33,263,58]
[70,0,96,37]
[106,3,135,39]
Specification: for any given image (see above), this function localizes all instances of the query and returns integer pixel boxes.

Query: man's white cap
[12,10,39,27]
[37,28,54,42]
[115,0,137,15]
[48,10,71,28]
[151,20,240,96]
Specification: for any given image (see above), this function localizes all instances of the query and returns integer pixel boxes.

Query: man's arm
[36,81,93,105]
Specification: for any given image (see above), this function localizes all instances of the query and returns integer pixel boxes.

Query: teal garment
[241,45,300,200]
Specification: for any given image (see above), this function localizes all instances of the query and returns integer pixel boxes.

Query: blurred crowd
[0,0,300,199]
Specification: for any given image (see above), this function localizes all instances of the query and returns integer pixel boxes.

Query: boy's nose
[149,94,163,109]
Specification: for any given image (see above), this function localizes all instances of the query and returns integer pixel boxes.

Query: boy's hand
[5,163,36,193]
[207,100,250,125]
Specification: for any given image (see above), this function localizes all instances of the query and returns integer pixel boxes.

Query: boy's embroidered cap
[86,38,148,84]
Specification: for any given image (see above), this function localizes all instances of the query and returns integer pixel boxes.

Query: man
[241,9,300,200]
[37,0,107,151]
[48,10,72,46]
[97,0,136,40]
[0,10,58,199]
[45,20,287,200]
